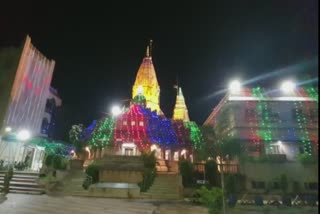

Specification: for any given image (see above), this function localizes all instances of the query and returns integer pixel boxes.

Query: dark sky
[0,1,318,138]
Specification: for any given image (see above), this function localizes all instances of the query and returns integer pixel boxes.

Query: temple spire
[173,86,190,122]
[132,40,161,114]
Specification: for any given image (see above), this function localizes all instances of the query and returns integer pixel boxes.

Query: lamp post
[280,80,296,93]
[217,156,226,214]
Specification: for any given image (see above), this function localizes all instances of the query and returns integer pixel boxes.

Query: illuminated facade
[1,36,55,136]
[173,87,190,122]
[132,46,161,114]
[204,87,318,160]
[0,36,56,171]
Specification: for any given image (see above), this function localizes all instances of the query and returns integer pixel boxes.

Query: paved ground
[230,206,318,214]
[0,194,208,214]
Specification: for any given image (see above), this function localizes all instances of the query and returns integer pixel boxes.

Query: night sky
[0,1,318,139]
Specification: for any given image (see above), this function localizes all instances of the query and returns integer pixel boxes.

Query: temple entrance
[121,143,138,156]
[150,144,162,159]
[124,148,134,156]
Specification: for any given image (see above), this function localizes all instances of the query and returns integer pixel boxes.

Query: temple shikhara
[88,43,203,163]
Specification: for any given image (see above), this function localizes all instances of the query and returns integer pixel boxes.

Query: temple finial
[149,39,153,57]
[146,46,150,57]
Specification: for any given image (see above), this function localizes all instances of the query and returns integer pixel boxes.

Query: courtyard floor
[0,194,208,214]
[0,194,318,214]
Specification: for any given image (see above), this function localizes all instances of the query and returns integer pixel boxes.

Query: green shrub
[138,168,156,192]
[141,151,156,168]
[53,156,62,170]
[53,155,68,170]
[138,151,157,192]
[2,167,13,195]
[205,160,218,186]
[298,153,317,164]
[45,154,55,167]
[85,163,99,184]
[179,160,195,187]
[196,186,223,214]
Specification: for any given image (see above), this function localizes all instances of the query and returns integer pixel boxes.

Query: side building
[0,35,56,170]
[0,35,55,135]
[204,84,318,194]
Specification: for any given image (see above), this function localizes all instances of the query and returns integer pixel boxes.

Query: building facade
[204,87,318,161]
[204,86,318,194]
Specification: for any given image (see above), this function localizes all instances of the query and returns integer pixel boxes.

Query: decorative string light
[27,137,74,156]
[89,117,115,149]
[183,121,204,150]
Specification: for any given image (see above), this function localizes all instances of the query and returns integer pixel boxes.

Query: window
[139,121,144,126]
[251,181,265,189]
[270,112,280,122]
[309,109,318,123]
[304,182,318,190]
[131,121,135,126]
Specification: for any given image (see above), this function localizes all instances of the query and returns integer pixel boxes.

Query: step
[9,190,44,195]
[150,187,180,191]
[142,193,181,199]
[9,186,45,192]
[10,178,37,183]
[0,180,41,187]
[148,188,180,193]
[151,183,180,187]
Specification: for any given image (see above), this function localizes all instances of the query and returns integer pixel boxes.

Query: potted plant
[0,167,13,203]
[54,156,69,180]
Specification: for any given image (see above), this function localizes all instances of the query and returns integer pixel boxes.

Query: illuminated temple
[88,43,203,162]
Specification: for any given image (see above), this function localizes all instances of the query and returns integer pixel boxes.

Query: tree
[217,138,244,158]
[69,124,84,157]
[197,125,216,161]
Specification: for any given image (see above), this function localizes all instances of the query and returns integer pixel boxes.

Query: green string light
[183,121,204,149]
[89,117,115,149]
[252,87,272,143]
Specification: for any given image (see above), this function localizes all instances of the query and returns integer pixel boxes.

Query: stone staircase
[0,171,45,194]
[156,159,168,173]
[53,169,89,196]
[141,174,183,200]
